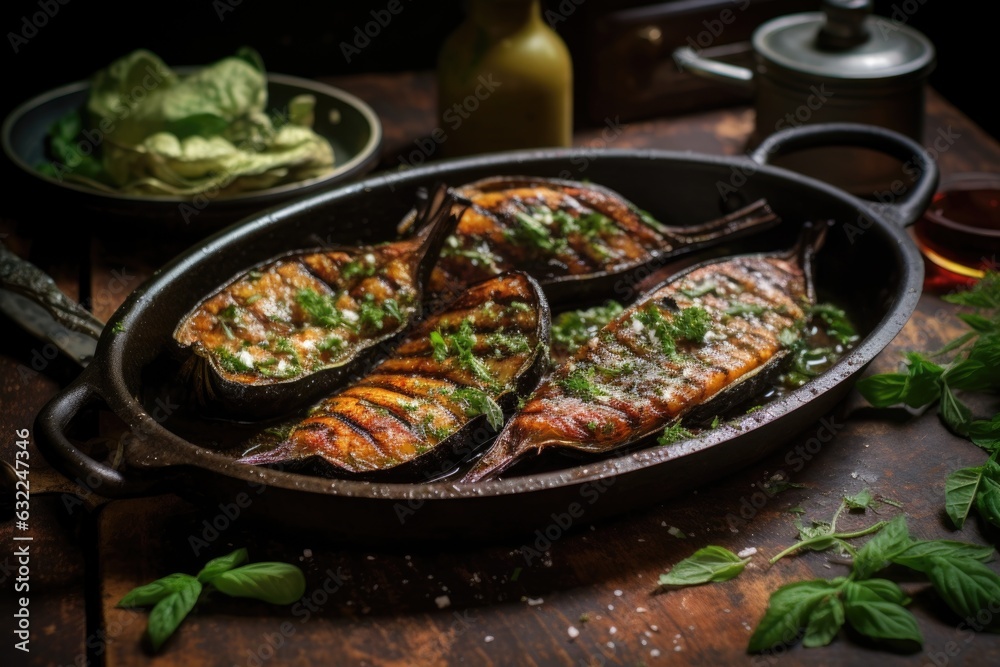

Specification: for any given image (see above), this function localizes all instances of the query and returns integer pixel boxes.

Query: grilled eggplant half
[237,272,550,480]
[408,176,780,305]
[462,222,829,482]
[174,186,465,418]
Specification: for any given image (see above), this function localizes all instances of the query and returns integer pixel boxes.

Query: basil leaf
[845,578,909,605]
[855,373,909,407]
[940,384,973,436]
[844,488,874,510]
[968,333,1000,371]
[975,477,1000,530]
[903,355,945,407]
[843,596,922,650]
[926,556,1000,628]
[946,466,985,529]
[147,578,202,651]
[208,562,306,604]
[197,547,249,583]
[970,415,1000,451]
[852,515,910,580]
[932,330,977,357]
[891,540,995,573]
[802,594,845,648]
[957,312,997,334]
[748,579,844,652]
[943,360,993,392]
[942,277,1000,308]
[118,573,198,608]
[658,546,748,587]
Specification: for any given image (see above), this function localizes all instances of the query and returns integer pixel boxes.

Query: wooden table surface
[2,73,1000,667]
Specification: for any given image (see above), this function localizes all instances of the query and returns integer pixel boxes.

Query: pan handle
[749,123,939,228]
[34,371,158,498]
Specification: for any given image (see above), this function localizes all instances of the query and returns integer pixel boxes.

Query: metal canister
[674,0,936,195]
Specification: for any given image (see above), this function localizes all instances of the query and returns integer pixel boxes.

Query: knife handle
[0,242,104,367]
[0,242,105,339]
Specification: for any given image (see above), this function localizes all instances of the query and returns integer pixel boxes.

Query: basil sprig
[750,515,999,653]
[657,546,749,587]
[654,490,999,654]
[856,272,1000,438]
[118,548,306,652]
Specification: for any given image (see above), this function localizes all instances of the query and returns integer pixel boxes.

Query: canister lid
[754,0,935,84]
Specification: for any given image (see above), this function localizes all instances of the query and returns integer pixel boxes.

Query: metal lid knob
[817,0,871,50]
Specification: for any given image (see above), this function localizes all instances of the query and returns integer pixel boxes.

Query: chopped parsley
[778,328,800,347]
[218,305,241,322]
[558,366,606,401]
[552,301,625,354]
[272,337,302,367]
[296,288,342,328]
[317,335,344,353]
[441,238,501,271]
[341,257,377,279]
[214,347,253,374]
[657,422,693,446]
[809,303,859,346]
[506,208,567,253]
[450,387,505,430]
[636,304,711,357]
[245,294,262,305]
[558,210,617,239]
[428,318,495,386]
[485,331,531,356]
[359,295,401,331]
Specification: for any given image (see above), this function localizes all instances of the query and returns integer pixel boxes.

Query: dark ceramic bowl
[1,72,382,233]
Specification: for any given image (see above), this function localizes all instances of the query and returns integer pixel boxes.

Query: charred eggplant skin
[237,271,551,481]
[419,175,780,306]
[173,186,465,419]
[462,222,829,483]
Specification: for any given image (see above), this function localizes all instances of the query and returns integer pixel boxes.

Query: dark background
[1,0,995,142]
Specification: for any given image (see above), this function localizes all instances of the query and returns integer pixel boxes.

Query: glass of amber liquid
[913,173,1000,292]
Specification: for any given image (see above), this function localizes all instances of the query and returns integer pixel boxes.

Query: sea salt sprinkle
[435,595,451,609]
[568,626,580,640]
[737,547,758,558]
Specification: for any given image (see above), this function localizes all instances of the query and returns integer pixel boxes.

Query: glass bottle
[436,0,572,156]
